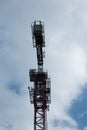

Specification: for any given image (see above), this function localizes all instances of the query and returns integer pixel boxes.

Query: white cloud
[79,110,87,118]
[46,29,87,129]
[84,127,87,130]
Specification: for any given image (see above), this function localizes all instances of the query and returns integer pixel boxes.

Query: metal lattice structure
[28,21,51,130]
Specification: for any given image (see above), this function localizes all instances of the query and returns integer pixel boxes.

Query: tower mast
[28,21,51,130]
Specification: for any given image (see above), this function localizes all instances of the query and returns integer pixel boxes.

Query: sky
[0,0,87,130]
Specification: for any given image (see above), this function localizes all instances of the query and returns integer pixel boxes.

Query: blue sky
[69,87,87,130]
[0,0,87,130]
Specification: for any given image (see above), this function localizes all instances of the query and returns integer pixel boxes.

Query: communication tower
[28,21,51,130]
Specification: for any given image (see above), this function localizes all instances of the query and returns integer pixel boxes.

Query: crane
[28,21,51,130]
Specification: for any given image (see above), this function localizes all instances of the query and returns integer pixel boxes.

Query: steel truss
[29,21,51,130]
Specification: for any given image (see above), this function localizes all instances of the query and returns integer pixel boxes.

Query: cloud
[52,118,77,128]
[0,121,13,130]
[79,110,87,118]
[7,80,22,95]
[84,127,87,130]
